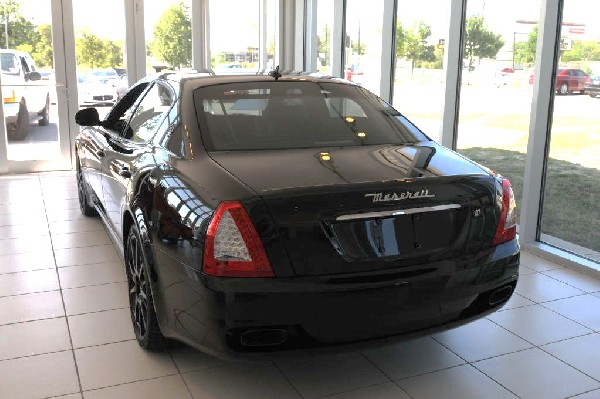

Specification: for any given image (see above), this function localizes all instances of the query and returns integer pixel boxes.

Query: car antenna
[269,66,282,81]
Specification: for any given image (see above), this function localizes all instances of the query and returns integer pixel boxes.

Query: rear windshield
[194,81,429,151]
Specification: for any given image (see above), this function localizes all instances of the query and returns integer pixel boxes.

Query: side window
[103,82,150,136]
[159,104,185,158]
[127,83,175,143]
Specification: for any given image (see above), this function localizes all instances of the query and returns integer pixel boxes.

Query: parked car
[584,75,600,98]
[74,72,519,359]
[529,68,590,95]
[1,49,51,140]
[78,69,127,105]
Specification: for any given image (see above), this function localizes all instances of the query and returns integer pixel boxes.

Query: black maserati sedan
[74,71,519,359]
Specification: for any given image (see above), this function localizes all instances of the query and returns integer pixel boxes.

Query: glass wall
[393,1,451,141]
[145,0,192,74]
[1,1,60,161]
[539,0,600,261]
[344,0,383,96]
[316,0,334,75]
[455,0,541,211]
[72,0,127,120]
[210,0,261,73]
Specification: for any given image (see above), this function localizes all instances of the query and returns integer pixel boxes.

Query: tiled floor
[1,172,600,399]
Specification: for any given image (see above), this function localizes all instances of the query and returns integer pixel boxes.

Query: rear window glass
[194,81,429,151]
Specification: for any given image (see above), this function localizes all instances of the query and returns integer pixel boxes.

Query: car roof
[153,70,352,90]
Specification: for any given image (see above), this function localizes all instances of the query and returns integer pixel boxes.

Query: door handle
[119,167,132,178]
[96,149,105,158]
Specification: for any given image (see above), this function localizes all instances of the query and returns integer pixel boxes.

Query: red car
[529,68,591,95]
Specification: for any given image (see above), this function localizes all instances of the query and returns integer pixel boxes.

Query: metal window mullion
[379,0,397,103]
[125,0,146,83]
[519,0,563,245]
[259,0,268,71]
[304,0,318,72]
[331,0,345,78]
[192,0,211,70]
[0,70,7,173]
[52,0,78,169]
[439,0,466,149]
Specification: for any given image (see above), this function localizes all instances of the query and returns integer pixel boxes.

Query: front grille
[92,95,113,101]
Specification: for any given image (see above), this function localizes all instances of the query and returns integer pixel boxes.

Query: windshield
[194,81,429,151]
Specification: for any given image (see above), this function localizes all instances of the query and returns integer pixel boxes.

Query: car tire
[559,82,569,95]
[590,93,597,98]
[7,103,29,141]
[76,163,98,217]
[38,95,50,126]
[126,225,166,350]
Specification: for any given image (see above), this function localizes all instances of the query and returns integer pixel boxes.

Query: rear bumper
[159,239,520,360]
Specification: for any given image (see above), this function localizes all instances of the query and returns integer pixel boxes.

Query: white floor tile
[474,348,600,399]
[55,245,120,267]
[75,340,178,391]
[0,251,56,274]
[567,389,600,398]
[0,291,65,325]
[0,317,71,360]
[362,337,465,380]
[433,318,532,362]
[68,308,135,349]
[325,383,411,399]
[83,375,192,399]
[543,294,600,330]
[182,362,301,399]
[489,304,592,345]
[0,223,49,240]
[63,282,129,316]
[276,352,389,398]
[59,261,126,289]
[46,208,92,222]
[398,364,517,399]
[542,268,600,293]
[49,218,105,235]
[0,212,47,227]
[499,292,536,310]
[0,269,60,297]
[168,346,223,373]
[51,231,112,250]
[520,252,564,272]
[543,333,600,381]
[0,351,80,399]
[515,273,585,302]
[0,235,53,256]
[45,198,81,210]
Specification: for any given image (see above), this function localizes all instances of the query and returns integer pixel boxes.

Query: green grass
[460,147,600,253]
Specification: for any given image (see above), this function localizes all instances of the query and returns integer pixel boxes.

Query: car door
[101,81,177,237]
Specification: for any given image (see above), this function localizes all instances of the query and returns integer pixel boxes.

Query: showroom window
[315,0,335,75]
[393,0,451,141]
[455,0,541,216]
[539,0,600,261]
[344,0,384,96]
[145,0,192,73]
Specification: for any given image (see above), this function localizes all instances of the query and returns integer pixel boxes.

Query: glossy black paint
[75,72,519,359]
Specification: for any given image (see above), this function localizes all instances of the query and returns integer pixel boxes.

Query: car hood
[208,142,490,195]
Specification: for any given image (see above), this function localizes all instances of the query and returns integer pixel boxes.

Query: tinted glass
[194,81,429,151]
[127,83,175,142]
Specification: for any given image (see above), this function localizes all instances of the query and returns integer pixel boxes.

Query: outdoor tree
[0,1,40,51]
[318,24,330,67]
[76,31,122,68]
[397,21,436,72]
[514,27,537,67]
[562,40,600,63]
[464,16,504,70]
[32,23,54,67]
[152,2,192,69]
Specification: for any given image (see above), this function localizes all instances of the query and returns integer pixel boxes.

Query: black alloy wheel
[125,226,166,350]
[76,165,97,217]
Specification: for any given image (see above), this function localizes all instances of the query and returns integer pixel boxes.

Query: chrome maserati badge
[365,189,435,203]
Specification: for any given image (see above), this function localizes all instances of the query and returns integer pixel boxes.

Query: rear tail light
[492,178,517,245]
[203,201,274,278]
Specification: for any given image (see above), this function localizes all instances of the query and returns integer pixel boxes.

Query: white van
[1,49,51,140]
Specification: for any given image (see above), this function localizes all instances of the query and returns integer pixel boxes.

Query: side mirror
[26,71,42,81]
[75,107,101,126]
